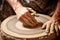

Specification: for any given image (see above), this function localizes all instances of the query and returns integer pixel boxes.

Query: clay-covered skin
[19,12,41,28]
[23,22,43,28]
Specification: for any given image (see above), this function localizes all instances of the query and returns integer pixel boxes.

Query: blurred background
[0,0,16,22]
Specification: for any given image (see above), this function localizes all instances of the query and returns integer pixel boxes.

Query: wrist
[15,7,29,19]
[52,14,60,22]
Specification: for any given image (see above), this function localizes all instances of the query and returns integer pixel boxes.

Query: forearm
[52,0,60,22]
[6,0,28,19]
[6,0,23,10]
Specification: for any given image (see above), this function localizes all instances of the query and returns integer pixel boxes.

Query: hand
[42,19,60,36]
[16,7,39,28]
[19,12,39,28]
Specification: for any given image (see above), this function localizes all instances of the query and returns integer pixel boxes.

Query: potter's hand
[42,19,60,36]
[16,7,38,28]
[6,0,39,28]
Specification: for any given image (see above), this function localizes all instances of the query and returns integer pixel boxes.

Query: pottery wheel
[1,14,51,38]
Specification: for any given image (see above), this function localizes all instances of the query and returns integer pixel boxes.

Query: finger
[23,13,36,26]
[19,16,30,27]
[27,13,38,24]
[42,23,46,29]
[20,16,34,27]
[19,16,25,22]
[55,24,59,36]
[50,23,55,34]
[45,22,51,33]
